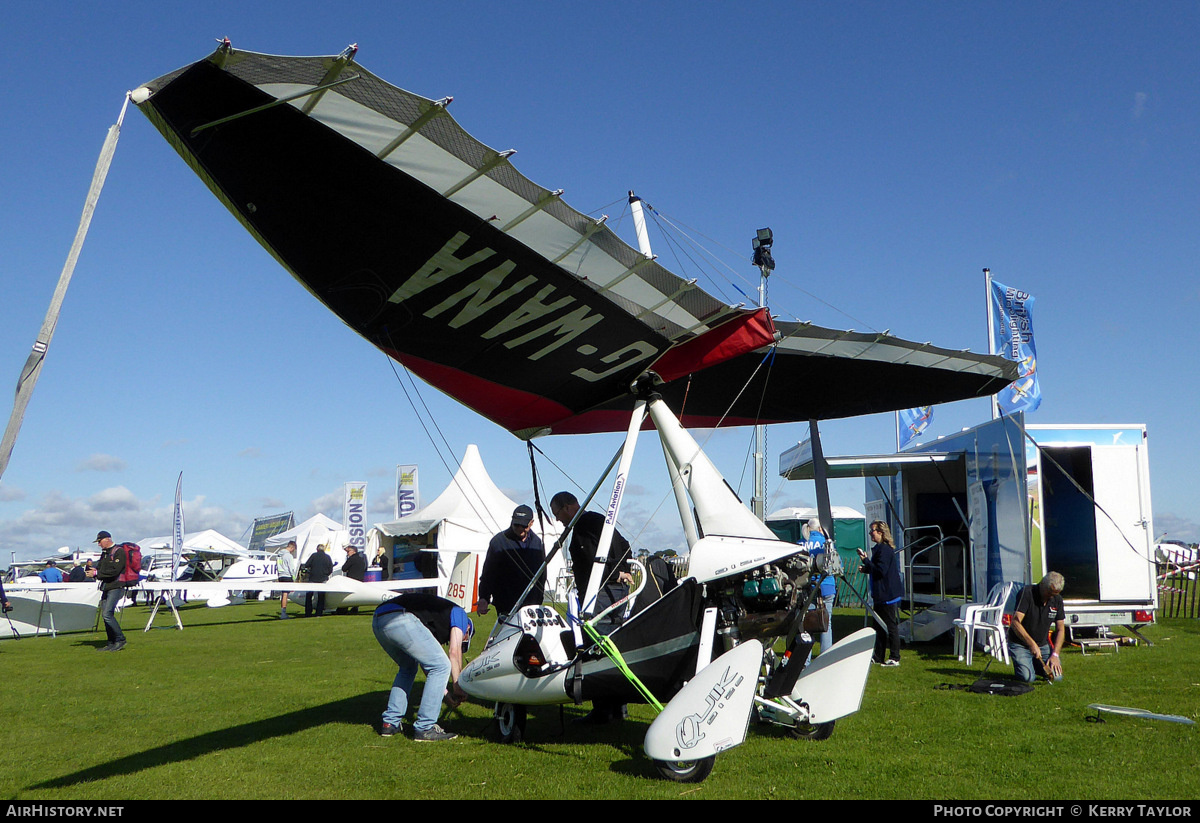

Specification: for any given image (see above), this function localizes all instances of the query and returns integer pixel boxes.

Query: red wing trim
[648,308,775,383]
[392,352,575,435]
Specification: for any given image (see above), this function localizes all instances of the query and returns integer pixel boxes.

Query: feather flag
[899,406,934,450]
[989,279,1042,415]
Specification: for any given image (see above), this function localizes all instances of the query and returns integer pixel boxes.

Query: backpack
[631,555,679,615]
[117,542,143,585]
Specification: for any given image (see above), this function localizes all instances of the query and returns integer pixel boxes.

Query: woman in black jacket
[857,521,903,666]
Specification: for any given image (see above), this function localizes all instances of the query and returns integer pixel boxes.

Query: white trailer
[780,413,1158,639]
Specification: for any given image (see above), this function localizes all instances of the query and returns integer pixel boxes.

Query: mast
[751,229,775,520]
[629,192,654,259]
[984,267,999,420]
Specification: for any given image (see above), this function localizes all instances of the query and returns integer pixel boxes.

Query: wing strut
[579,396,649,619]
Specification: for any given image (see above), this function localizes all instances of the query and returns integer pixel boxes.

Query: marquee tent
[263,513,349,571]
[369,445,567,599]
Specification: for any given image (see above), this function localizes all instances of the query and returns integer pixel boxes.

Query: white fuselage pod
[2,583,103,638]
[790,627,875,723]
[686,534,810,585]
[644,640,763,762]
[460,605,575,705]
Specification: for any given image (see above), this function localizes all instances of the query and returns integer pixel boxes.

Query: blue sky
[1,2,1197,561]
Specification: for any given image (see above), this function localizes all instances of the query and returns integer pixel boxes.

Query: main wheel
[790,719,835,741]
[495,702,527,744]
[654,756,715,783]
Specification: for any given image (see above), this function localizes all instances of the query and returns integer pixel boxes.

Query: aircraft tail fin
[447,552,478,610]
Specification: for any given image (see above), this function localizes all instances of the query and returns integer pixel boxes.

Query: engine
[710,548,812,643]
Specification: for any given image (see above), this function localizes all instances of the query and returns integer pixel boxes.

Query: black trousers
[872,601,900,662]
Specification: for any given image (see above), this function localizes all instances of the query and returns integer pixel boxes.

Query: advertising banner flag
[344,482,368,551]
[248,512,295,552]
[395,465,419,520]
[990,279,1042,415]
[898,406,933,450]
[172,472,185,582]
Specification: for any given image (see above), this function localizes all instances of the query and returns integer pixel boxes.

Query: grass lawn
[1,602,1196,800]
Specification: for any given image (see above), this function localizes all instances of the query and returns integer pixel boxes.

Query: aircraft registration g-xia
[132,43,1017,782]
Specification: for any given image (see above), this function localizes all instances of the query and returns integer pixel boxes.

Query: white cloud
[1155,511,1200,545]
[1132,91,1147,120]
[75,453,126,473]
[88,486,142,512]
[0,484,25,502]
[309,488,344,521]
[0,489,248,561]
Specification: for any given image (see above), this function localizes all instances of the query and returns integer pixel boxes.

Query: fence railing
[1157,558,1199,619]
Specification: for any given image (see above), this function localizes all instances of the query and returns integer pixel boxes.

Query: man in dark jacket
[549,491,632,625]
[550,491,634,725]
[303,544,334,617]
[477,506,545,617]
[94,530,128,651]
[338,544,368,614]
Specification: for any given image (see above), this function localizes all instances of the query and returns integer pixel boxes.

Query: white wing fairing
[139,575,436,610]
[1,582,102,638]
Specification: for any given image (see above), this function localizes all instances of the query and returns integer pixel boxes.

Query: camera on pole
[752,227,774,273]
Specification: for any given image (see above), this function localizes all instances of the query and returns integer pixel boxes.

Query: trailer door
[1092,444,1151,601]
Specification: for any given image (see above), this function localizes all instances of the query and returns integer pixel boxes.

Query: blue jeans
[1009,642,1062,683]
[372,610,450,732]
[101,587,126,644]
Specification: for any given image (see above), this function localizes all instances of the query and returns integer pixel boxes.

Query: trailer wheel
[654,756,715,783]
[790,719,835,741]
[495,702,526,744]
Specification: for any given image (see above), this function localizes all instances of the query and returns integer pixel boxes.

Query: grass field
[1,602,1197,800]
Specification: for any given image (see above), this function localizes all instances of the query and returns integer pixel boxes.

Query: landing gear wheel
[654,756,715,783]
[495,702,527,744]
[790,719,835,741]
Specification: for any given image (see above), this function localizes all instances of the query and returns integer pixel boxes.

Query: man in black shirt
[1007,572,1066,683]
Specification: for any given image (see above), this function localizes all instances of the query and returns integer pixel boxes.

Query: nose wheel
[494,702,527,744]
[653,756,715,783]
[789,719,835,741]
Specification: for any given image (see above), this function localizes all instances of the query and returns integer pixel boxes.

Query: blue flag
[899,406,933,450]
[990,279,1041,415]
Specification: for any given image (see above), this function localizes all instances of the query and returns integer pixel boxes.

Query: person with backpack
[94,530,137,652]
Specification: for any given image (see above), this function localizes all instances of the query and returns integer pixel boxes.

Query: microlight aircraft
[131,43,1017,781]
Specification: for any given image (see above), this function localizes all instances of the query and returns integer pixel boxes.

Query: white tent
[137,528,248,556]
[369,444,566,599]
[263,513,349,571]
[766,506,866,523]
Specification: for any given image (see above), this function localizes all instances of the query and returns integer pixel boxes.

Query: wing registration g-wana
[134,44,1015,437]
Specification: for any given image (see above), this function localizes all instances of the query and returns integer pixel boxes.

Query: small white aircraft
[137,572,442,629]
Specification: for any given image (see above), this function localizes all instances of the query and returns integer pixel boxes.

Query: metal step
[900,599,962,642]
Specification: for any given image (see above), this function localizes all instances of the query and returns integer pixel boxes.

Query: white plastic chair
[953,582,1015,665]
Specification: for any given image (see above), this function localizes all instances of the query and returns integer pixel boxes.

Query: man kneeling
[1007,572,1066,683]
